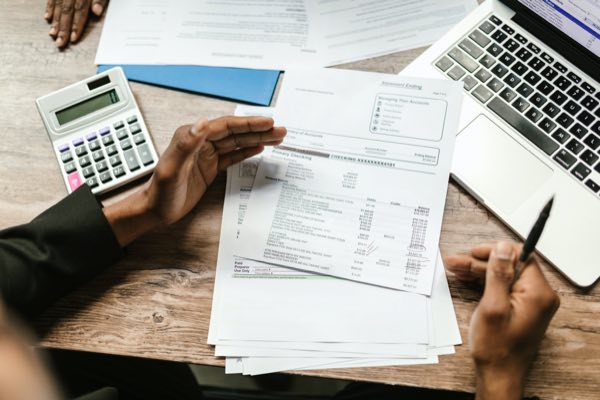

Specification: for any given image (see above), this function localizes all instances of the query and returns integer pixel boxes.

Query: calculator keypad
[56,114,155,194]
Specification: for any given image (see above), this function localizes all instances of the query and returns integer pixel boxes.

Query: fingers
[91,0,107,16]
[218,146,267,171]
[45,0,56,20]
[203,116,277,141]
[50,0,63,37]
[71,0,90,43]
[513,257,560,315]
[479,241,517,320]
[213,127,286,154]
[56,0,76,47]
[443,254,487,282]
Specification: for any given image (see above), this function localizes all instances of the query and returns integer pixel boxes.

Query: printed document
[235,70,462,294]
[95,0,478,69]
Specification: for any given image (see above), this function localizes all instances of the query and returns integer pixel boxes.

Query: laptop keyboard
[434,14,600,198]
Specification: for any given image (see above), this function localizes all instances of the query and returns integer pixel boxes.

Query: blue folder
[97,65,280,106]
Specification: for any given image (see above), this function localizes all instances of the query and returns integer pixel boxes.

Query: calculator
[36,67,159,195]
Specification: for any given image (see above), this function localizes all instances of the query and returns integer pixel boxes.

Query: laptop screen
[517,0,600,57]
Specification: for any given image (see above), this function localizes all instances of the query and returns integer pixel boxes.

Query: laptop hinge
[512,11,600,83]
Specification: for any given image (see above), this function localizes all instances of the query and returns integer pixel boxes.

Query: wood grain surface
[0,1,598,398]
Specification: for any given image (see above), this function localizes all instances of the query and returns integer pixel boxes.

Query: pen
[512,196,554,285]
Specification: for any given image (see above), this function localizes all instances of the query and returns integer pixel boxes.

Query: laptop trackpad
[453,115,553,215]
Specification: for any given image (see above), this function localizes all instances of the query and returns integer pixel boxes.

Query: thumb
[480,241,517,317]
[91,0,108,16]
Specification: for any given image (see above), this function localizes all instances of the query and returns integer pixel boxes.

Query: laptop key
[553,149,577,169]
[504,73,521,88]
[530,93,547,107]
[564,100,582,116]
[491,64,509,78]
[503,39,520,53]
[569,123,588,139]
[499,52,516,66]
[566,138,584,154]
[584,133,600,150]
[448,47,479,72]
[527,43,541,54]
[554,76,571,90]
[513,97,530,112]
[459,39,484,59]
[491,30,508,43]
[487,97,559,155]
[511,61,527,76]
[469,30,491,47]
[556,113,574,128]
[516,83,534,97]
[528,57,545,71]
[571,162,591,181]
[487,77,505,93]
[577,110,594,126]
[447,65,466,80]
[580,149,599,166]
[553,62,567,74]
[472,84,494,103]
[515,47,532,61]
[582,82,595,94]
[526,107,543,123]
[541,52,554,64]
[487,43,503,57]
[479,54,496,68]
[567,71,581,84]
[536,80,554,95]
[479,21,496,34]
[567,86,584,100]
[499,88,517,102]
[435,56,454,72]
[501,24,515,35]
[539,118,556,133]
[462,75,478,91]
[489,15,502,25]
[591,121,600,135]
[552,128,570,144]
[542,102,560,117]
[475,68,492,82]
[585,179,600,193]
[550,90,567,105]
[515,33,528,44]
[581,96,598,111]
[524,71,541,85]
[541,66,558,80]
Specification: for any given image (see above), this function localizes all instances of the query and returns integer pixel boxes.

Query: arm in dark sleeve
[0,186,124,320]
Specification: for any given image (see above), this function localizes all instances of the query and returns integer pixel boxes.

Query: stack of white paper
[208,69,463,375]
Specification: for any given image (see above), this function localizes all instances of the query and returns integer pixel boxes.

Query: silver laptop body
[403,0,600,287]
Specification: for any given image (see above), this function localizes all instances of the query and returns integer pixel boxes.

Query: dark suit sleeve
[0,186,124,320]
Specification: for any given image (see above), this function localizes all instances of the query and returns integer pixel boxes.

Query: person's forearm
[103,189,162,247]
[475,368,525,400]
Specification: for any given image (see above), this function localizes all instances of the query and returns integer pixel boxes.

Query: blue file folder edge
[97,65,280,106]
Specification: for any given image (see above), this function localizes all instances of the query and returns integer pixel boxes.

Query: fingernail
[71,32,77,42]
[56,37,64,47]
[493,241,514,261]
[49,27,57,35]
[44,12,49,19]
[189,126,198,136]
[92,3,104,15]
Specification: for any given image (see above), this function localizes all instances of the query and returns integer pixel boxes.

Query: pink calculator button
[67,172,82,192]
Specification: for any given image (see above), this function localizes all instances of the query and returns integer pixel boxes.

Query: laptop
[403,0,600,287]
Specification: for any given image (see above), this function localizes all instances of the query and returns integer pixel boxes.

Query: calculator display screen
[56,89,120,125]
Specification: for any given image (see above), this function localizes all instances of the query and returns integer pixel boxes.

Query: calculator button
[129,123,142,134]
[86,176,98,188]
[64,161,76,173]
[102,135,114,146]
[89,140,101,151]
[82,166,95,178]
[124,149,140,171]
[113,165,126,178]
[99,127,110,136]
[79,155,91,167]
[58,144,69,153]
[109,155,122,167]
[86,132,97,142]
[120,138,133,150]
[106,144,118,156]
[114,121,124,130]
[116,129,128,140]
[127,115,138,124]
[96,160,108,172]
[92,150,105,162]
[67,172,83,192]
[60,151,73,163]
[73,137,84,147]
[99,171,112,183]
[137,143,154,166]
[133,133,146,145]
[75,146,88,157]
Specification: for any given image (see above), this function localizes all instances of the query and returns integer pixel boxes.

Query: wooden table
[1,1,599,398]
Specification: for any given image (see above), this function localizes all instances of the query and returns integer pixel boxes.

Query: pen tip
[544,195,554,213]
